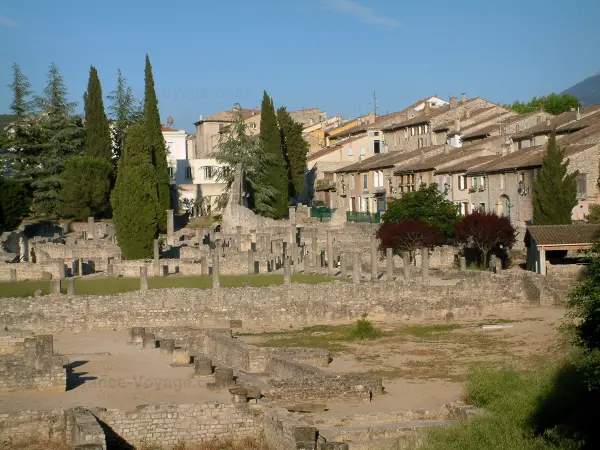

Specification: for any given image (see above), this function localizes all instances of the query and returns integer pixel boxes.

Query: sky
[1,0,599,134]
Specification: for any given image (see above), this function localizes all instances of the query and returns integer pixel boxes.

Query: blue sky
[1,0,599,133]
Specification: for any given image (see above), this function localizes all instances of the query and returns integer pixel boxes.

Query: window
[203,166,213,180]
[348,147,353,156]
[479,203,486,212]
[363,174,368,189]
[368,131,374,137]
[373,140,381,154]
[424,124,429,133]
[373,171,378,187]
[500,174,507,190]
[249,122,257,129]
[185,167,192,180]
[458,175,467,190]
[519,172,525,183]
[411,127,415,136]
[418,138,424,149]
[576,174,587,199]
[481,176,487,189]
[472,177,478,189]
[399,174,416,193]
[360,147,366,156]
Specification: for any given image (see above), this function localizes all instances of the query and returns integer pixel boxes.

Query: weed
[348,313,381,340]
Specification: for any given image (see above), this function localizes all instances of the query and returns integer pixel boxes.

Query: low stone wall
[0,261,63,281]
[0,272,547,333]
[34,242,120,263]
[0,409,70,448]
[203,330,268,373]
[93,403,262,448]
[0,355,66,392]
[262,405,318,450]
[268,347,330,368]
[264,355,321,378]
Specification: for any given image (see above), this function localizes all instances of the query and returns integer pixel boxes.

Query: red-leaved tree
[454,211,517,267]
[376,219,444,264]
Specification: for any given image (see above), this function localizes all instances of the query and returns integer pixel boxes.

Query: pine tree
[111,122,158,259]
[107,69,140,163]
[143,55,171,231]
[259,91,288,218]
[83,66,111,160]
[33,63,84,217]
[277,107,309,201]
[532,130,578,224]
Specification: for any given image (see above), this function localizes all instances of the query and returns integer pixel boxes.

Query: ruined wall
[0,355,66,392]
[0,409,70,448]
[0,273,544,333]
[34,242,120,262]
[94,403,262,448]
[0,261,63,281]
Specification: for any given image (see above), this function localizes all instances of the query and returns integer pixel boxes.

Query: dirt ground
[0,305,567,417]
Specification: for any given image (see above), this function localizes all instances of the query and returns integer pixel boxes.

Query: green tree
[382,183,459,238]
[33,63,84,217]
[143,55,171,231]
[259,91,288,218]
[505,93,580,115]
[111,122,158,259]
[107,69,140,163]
[0,176,31,231]
[277,106,308,201]
[532,130,578,225]
[213,105,278,214]
[83,66,111,160]
[59,156,113,220]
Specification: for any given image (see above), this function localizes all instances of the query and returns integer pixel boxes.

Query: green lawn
[0,273,335,297]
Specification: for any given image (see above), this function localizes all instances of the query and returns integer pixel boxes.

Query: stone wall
[0,409,70,448]
[0,355,66,392]
[34,242,121,263]
[93,403,262,448]
[0,260,63,281]
[0,272,549,333]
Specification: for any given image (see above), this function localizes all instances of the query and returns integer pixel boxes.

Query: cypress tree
[259,91,288,218]
[111,122,158,259]
[33,63,84,217]
[83,66,112,160]
[143,55,171,231]
[107,69,140,163]
[277,107,309,201]
[532,130,578,224]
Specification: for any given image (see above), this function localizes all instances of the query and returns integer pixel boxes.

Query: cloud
[322,0,399,27]
[0,16,19,27]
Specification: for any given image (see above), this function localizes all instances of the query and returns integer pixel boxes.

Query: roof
[333,111,407,139]
[393,148,488,174]
[525,224,600,247]
[306,135,364,161]
[194,108,260,125]
[433,107,499,132]
[336,146,445,173]
[512,105,600,140]
[161,126,179,132]
[434,155,498,175]
[466,143,595,174]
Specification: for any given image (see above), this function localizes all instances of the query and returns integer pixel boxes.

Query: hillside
[561,73,600,106]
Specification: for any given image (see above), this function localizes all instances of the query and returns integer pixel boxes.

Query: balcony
[346,211,381,223]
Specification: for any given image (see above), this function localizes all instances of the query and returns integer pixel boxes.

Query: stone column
[78,258,84,277]
[212,253,220,289]
[140,266,148,291]
[87,216,95,241]
[172,348,190,365]
[58,259,66,280]
[130,327,145,345]
[67,278,75,295]
[421,247,429,283]
[289,206,296,224]
[142,333,156,349]
[352,252,361,284]
[166,209,174,246]
[51,279,61,294]
[311,231,318,274]
[235,225,242,250]
[35,335,53,356]
[9,268,16,282]
[19,236,29,262]
[327,231,334,276]
[291,242,298,274]
[71,260,78,276]
[193,357,213,376]
[403,252,411,280]
[284,257,291,285]
[248,249,254,275]
[460,256,467,272]
[200,256,208,275]
[107,263,114,277]
[370,235,378,281]
[495,259,503,274]
[159,339,175,355]
[153,239,160,276]
[490,254,497,272]
[386,248,394,281]
[340,253,347,279]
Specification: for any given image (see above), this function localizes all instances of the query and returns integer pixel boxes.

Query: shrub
[348,313,380,340]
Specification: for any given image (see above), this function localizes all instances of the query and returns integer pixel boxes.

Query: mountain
[561,73,600,106]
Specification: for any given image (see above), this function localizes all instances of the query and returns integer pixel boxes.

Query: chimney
[465,109,471,119]
[545,117,551,127]
[461,93,467,103]
[455,117,461,133]
[368,112,376,124]
[449,97,457,109]
[420,149,425,163]
[424,102,431,115]
[444,143,449,155]
[199,114,203,121]
[576,107,581,121]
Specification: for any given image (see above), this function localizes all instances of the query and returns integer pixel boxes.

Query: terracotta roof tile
[526,224,600,246]
[434,155,498,174]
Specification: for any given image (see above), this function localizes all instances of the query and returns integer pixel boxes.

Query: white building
[161,126,227,215]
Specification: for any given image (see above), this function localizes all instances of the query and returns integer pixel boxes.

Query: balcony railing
[346,211,381,223]
[311,207,336,222]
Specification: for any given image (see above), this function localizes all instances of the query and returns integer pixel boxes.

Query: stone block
[171,349,191,366]
[192,357,213,376]
[159,339,175,355]
[36,335,53,356]
[229,319,242,329]
[130,327,145,344]
[293,426,317,443]
[142,333,156,349]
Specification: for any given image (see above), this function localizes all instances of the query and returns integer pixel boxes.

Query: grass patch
[186,216,219,228]
[397,324,462,338]
[0,274,335,297]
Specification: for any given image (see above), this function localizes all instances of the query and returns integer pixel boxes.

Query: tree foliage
[143,54,171,231]
[532,130,578,225]
[505,93,580,115]
[376,219,444,262]
[59,156,113,220]
[107,69,140,162]
[31,63,84,217]
[111,122,158,259]
[454,211,516,266]
[0,176,31,231]
[83,66,111,161]
[277,106,308,201]
[213,105,279,215]
[381,183,459,238]
[259,91,288,218]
